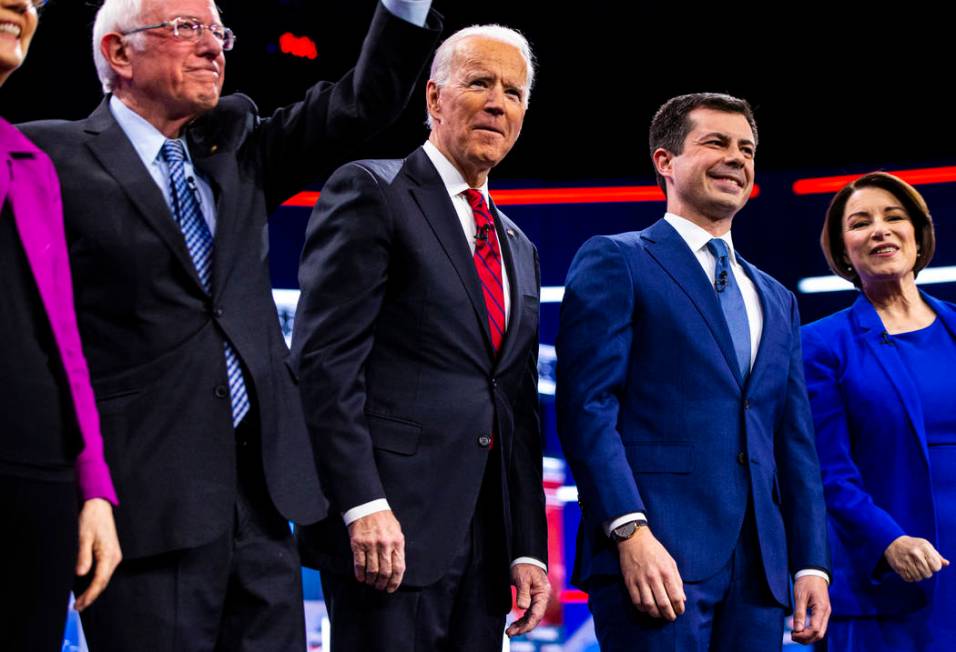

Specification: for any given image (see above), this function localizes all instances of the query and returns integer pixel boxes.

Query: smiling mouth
[0,22,22,38]
[870,245,899,255]
[709,173,744,189]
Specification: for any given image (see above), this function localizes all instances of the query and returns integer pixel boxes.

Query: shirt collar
[422,140,489,204]
[664,212,737,261]
[109,95,192,167]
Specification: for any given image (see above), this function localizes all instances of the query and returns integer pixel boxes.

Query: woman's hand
[885,535,950,582]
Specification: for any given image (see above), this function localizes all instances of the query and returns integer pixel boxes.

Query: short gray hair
[92,0,147,93]
[426,25,535,128]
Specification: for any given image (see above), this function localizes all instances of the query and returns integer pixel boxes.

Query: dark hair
[821,172,935,288]
[648,93,758,193]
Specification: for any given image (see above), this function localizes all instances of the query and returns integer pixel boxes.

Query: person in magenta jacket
[0,1,121,649]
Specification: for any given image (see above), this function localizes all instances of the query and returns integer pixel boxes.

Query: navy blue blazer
[291,148,547,598]
[557,218,829,606]
[802,292,956,616]
[19,4,442,559]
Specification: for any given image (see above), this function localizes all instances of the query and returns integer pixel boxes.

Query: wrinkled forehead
[140,0,222,23]
[451,36,528,86]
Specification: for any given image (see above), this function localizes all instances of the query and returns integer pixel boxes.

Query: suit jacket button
[743,399,751,410]
[737,451,747,465]
[477,434,492,448]
[214,307,224,318]
[215,385,229,398]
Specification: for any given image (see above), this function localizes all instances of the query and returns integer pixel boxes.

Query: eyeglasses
[122,17,236,52]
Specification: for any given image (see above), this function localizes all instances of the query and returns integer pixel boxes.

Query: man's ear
[652,147,675,181]
[101,32,135,86]
[425,80,441,125]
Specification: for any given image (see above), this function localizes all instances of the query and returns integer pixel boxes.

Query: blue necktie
[162,140,250,427]
[706,238,751,380]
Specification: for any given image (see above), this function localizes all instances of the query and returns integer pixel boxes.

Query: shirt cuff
[794,568,830,585]
[604,512,648,537]
[380,0,431,26]
[511,557,547,572]
[342,499,391,526]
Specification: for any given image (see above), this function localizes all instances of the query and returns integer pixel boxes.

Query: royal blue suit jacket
[557,218,829,606]
[802,292,956,616]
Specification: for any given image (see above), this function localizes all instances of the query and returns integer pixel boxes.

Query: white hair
[426,24,535,129]
[92,0,147,93]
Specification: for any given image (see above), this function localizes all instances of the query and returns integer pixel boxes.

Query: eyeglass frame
[121,17,236,52]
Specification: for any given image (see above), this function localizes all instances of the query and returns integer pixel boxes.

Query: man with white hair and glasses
[20,0,440,649]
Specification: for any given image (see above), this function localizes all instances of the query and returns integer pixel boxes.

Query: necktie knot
[161,139,187,165]
[706,237,729,262]
[463,188,485,209]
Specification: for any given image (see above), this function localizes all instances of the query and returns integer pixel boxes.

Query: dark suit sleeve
[556,236,645,531]
[253,3,441,212]
[509,246,548,563]
[802,322,904,574]
[775,293,831,574]
[292,162,392,512]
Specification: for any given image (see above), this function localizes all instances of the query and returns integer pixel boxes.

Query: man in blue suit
[556,93,831,650]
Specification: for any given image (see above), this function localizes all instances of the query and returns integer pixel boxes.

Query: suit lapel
[406,148,495,356]
[736,254,783,392]
[489,199,527,370]
[927,292,956,345]
[188,136,240,296]
[5,149,56,316]
[83,99,207,293]
[851,294,929,457]
[642,219,744,386]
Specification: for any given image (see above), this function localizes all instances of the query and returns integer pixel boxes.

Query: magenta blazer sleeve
[1,118,117,504]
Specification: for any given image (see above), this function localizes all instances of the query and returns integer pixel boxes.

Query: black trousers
[79,417,306,652]
[0,473,78,652]
[323,456,510,652]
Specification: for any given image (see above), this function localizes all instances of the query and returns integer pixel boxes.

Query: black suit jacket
[19,5,441,560]
[291,147,548,594]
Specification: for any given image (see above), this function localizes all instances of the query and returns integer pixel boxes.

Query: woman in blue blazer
[802,172,954,651]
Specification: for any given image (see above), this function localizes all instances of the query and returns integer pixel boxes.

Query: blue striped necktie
[706,238,751,380]
[161,139,250,427]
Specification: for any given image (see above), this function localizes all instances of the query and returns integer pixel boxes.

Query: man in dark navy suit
[20,0,440,648]
[557,93,832,650]
[292,24,550,652]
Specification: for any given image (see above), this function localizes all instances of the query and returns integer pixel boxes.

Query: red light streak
[282,184,761,208]
[793,166,956,195]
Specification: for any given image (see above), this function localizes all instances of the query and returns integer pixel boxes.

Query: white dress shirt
[110,96,218,234]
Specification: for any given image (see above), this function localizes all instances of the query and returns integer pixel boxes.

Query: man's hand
[885,535,950,582]
[506,563,551,637]
[618,527,685,621]
[348,510,405,592]
[74,498,122,612]
[790,575,830,645]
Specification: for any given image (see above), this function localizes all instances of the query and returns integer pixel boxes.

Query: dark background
[5,0,956,324]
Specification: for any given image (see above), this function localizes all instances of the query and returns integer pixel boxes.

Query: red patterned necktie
[464,189,506,354]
